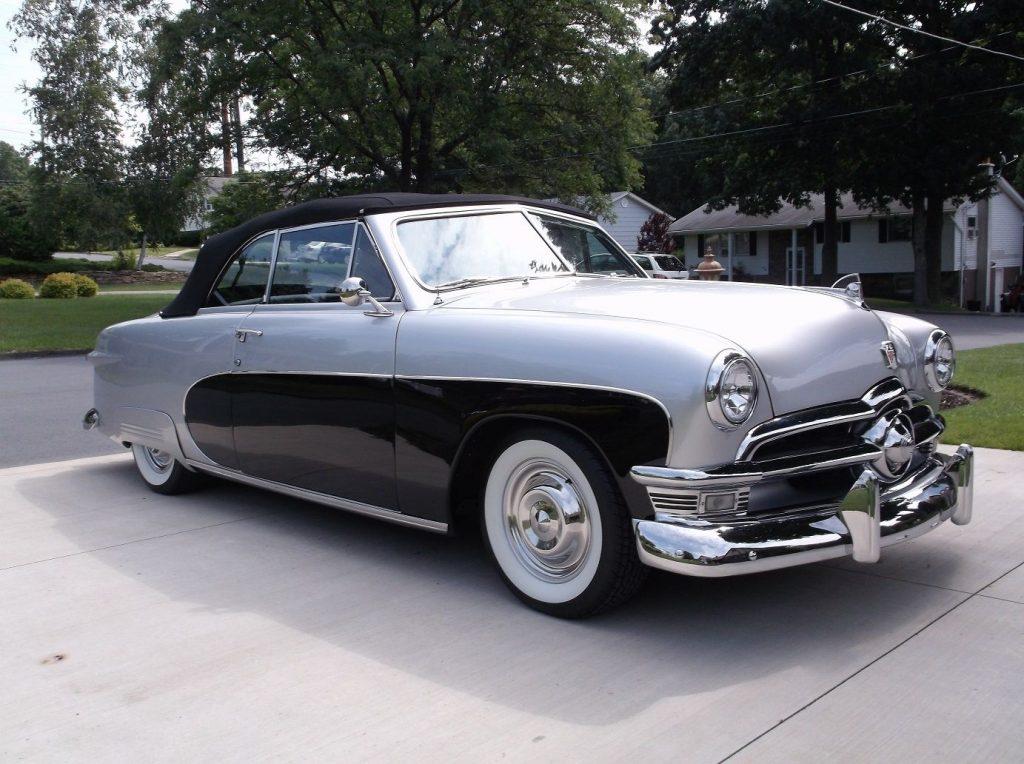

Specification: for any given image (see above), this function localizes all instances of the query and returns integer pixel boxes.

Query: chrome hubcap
[504,459,591,582]
[142,447,173,473]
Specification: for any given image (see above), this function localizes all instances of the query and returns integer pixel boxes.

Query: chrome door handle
[235,329,263,342]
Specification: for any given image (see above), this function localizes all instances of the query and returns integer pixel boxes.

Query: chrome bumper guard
[631,445,974,578]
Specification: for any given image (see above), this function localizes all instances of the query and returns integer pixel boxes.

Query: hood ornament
[880,341,898,370]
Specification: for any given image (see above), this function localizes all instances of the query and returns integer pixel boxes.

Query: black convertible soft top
[161,192,593,318]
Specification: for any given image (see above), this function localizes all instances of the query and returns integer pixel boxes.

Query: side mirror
[339,276,367,307]
[339,275,393,317]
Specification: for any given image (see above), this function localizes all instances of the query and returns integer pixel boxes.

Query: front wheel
[131,444,205,495]
[481,428,647,618]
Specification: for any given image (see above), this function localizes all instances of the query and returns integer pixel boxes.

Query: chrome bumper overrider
[631,445,974,577]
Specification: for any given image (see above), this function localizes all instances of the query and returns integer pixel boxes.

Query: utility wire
[819,0,1024,64]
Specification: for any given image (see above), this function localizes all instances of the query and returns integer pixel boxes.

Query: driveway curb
[0,349,90,361]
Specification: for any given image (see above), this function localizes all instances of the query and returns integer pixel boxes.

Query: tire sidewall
[132,443,176,487]
[483,431,612,610]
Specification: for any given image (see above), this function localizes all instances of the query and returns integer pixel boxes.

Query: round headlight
[924,330,955,391]
[706,350,758,429]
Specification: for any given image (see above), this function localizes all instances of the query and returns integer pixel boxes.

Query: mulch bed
[940,385,985,410]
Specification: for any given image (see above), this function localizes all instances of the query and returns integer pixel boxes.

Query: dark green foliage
[206,174,288,235]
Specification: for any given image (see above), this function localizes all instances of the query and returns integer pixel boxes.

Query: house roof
[669,191,957,234]
[608,191,672,218]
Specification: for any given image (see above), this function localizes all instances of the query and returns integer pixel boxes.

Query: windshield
[655,255,685,271]
[531,214,644,277]
[396,212,569,288]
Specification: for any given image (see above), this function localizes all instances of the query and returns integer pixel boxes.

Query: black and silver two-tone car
[85,193,973,617]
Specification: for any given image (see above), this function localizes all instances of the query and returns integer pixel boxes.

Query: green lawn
[941,343,1024,451]
[0,295,170,353]
[867,297,965,314]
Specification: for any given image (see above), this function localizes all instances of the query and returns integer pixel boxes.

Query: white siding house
[597,192,672,252]
[182,176,238,232]
[669,174,1024,311]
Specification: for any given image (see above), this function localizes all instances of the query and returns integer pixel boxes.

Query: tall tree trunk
[220,100,232,176]
[911,186,928,307]
[821,184,839,286]
[925,189,945,305]
[136,231,147,271]
[230,97,245,173]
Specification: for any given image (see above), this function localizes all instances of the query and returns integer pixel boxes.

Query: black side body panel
[185,374,398,509]
[394,378,669,524]
[184,376,239,469]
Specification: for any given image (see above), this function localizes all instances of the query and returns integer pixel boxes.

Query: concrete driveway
[1,447,1021,761]
[920,313,1024,350]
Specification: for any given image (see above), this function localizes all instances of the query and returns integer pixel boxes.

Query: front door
[786,247,806,286]
[230,222,403,509]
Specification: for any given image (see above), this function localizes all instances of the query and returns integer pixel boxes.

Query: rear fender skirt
[394,377,671,524]
[111,407,186,462]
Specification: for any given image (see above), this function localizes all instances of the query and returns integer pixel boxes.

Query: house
[597,191,673,252]
[182,176,238,233]
[669,171,1024,311]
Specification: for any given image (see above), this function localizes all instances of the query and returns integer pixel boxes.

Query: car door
[181,232,275,469]
[230,222,403,509]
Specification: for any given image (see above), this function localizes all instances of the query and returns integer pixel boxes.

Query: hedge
[0,257,168,277]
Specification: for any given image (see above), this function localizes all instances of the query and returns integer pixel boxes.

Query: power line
[819,0,1024,64]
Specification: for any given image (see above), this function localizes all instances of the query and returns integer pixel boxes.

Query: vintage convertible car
[85,193,974,617]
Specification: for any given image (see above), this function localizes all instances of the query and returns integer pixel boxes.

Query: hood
[440,277,894,414]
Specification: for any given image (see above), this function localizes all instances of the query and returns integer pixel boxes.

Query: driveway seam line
[0,515,262,573]
[718,557,1024,763]
[822,562,974,596]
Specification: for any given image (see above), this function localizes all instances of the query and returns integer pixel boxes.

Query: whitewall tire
[481,428,647,617]
[131,444,205,495]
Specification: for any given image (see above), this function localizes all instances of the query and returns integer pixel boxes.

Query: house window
[888,217,913,240]
[734,232,753,256]
[966,215,977,240]
[815,221,851,243]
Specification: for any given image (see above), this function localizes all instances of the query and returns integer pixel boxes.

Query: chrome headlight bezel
[706,349,758,430]
[923,329,955,391]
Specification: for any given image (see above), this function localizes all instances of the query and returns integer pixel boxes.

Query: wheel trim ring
[502,458,592,583]
[142,447,173,473]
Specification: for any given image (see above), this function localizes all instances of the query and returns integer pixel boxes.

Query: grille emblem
[880,341,898,370]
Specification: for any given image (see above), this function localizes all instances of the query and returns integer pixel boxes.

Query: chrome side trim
[736,377,906,462]
[185,459,448,533]
[396,374,674,461]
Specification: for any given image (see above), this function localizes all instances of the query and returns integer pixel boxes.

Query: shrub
[173,229,203,247]
[111,250,137,270]
[0,256,167,276]
[141,263,163,272]
[0,278,36,299]
[38,272,79,299]
[72,273,99,297]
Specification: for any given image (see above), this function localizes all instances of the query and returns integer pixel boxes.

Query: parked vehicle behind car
[632,252,688,279]
[85,193,974,618]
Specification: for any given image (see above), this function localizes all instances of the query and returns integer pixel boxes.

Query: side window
[206,233,275,307]
[269,223,355,303]
[350,226,396,300]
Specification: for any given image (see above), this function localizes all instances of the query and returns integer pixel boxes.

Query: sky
[0,0,39,150]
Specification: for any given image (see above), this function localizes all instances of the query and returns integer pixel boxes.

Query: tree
[0,141,52,260]
[652,0,1024,304]
[205,173,287,234]
[850,0,1024,306]
[12,0,131,251]
[652,0,887,286]
[151,1,652,207]
[636,212,675,253]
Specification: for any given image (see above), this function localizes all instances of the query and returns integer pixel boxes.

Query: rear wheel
[131,444,205,495]
[481,428,647,618]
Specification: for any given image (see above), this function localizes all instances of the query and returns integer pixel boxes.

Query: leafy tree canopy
[152,0,653,213]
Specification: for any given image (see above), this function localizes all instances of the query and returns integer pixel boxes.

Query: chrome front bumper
[631,445,974,578]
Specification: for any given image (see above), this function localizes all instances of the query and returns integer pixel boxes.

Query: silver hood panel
[440,277,894,414]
